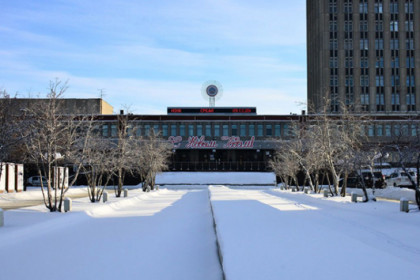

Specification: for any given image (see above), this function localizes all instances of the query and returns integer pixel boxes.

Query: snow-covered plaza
[1,173,420,280]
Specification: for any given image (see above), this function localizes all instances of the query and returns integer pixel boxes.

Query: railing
[168,161,270,172]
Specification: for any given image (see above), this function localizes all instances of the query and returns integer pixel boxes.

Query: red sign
[168,136,255,149]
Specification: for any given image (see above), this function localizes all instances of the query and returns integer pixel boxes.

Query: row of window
[330,0,414,15]
[330,75,415,87]
[101,123,291,138]
[363,123,418,137]
[330,38,415,51]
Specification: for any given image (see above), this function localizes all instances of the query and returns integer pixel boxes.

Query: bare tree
[110,112,138,197]
[135,131,171,191]
[21,80,91,211]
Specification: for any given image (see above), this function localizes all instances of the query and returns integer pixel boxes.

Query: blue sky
[0,0,307,114]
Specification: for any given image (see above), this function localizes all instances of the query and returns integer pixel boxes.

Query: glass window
[284,124,289,136]
[102,124,109,137]
[248,124,255,136]
[111,124,117,137]
[222,125,229,136]
[274,125,281,137]
[393,124,400,136]
[188,124,194,136]
[374,3,383,13]
[135,125,142,137]
[162,124,168,137]
[402,124,409,136]
[385,125,391,136]
[180,124,186,137]
[145,124,151,136]
[376,124,383,136]
[205,125,212,137]
[368,125,374,137]
[170,125,177,136]
[232,124,238,136]
[257,124,263,137]
[266,125,272,137]
[153,124,159,134]
[214,125,220,137]
[197,125,203,136]
[411,125,417,136]
[359,2,368,13]
[240,124,246,137]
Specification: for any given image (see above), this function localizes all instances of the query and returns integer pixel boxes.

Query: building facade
[97,108,420,171]
[307,0,420,114]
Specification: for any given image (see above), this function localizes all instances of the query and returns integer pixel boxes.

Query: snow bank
[156,172,276,185]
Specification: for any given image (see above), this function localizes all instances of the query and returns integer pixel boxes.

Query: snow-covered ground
[1,172,420,280]
[156,172,276,186]
[209,186,420,280]
[0,188,222,280]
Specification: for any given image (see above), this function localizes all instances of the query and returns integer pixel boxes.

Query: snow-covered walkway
[0,189,222,280]
[209,186,420,280]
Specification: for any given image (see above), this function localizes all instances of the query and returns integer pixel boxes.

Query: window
[257,124,263,137]
[391,57,399,68]
[111,124,117,137]
[405,2,413,13]
[385,125,391,136]
[406,75,415,87]
[274,125,281,137]
[406,39,414,50]
[135,125,142,137]
[361,93,369,105]
[330,22,337,32]
[390,2,398,13]
[171,125,177,136]
[360,21,368,32]
[393,124,400,136]
[406,57,415,68]
[240,124,246,137]
[330,57,338,68]
[188,124,194,136]
[374,2,383,14]
[375,21,383,32]
[368,125,374,137]
[153,124,159,134]
[197,125,203,136]
[390,21,398,31]
[102,124,109,137]
[248,124,255,136]
[376,57,384,68]
[266,125,272,137]
[145,125,151,136]
[411,125,417,136]
[405,21,414,32]
[344,23,352,33]
[162,124,168,137]
[359,2,368,13]
[214,124,220,137]
[232,124,238,136]
[330,76,338,86]
[330,39,338,50]
[222,125,229,136]
[360,76,369,87]
[376,76,384,87]
[375,39,384,50]
[344,2,352,13]
[284,124,289,136]
[376,125,383,136]
[360,39,368,50]
[180,124,186,137]
[360,57,369,68]
[205,125,211,137]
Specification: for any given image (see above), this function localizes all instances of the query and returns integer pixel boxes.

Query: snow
[156,172,276,185]
[1,172,420,280]
[209,186,420,280]
[0,188,222,280]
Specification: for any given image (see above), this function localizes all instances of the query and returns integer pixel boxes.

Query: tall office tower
[307,0,420,114]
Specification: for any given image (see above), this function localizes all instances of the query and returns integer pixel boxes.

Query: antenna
[201,80,223,107]
[98,88,106,99]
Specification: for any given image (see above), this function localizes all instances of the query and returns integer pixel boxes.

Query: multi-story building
[307,0,420,114]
